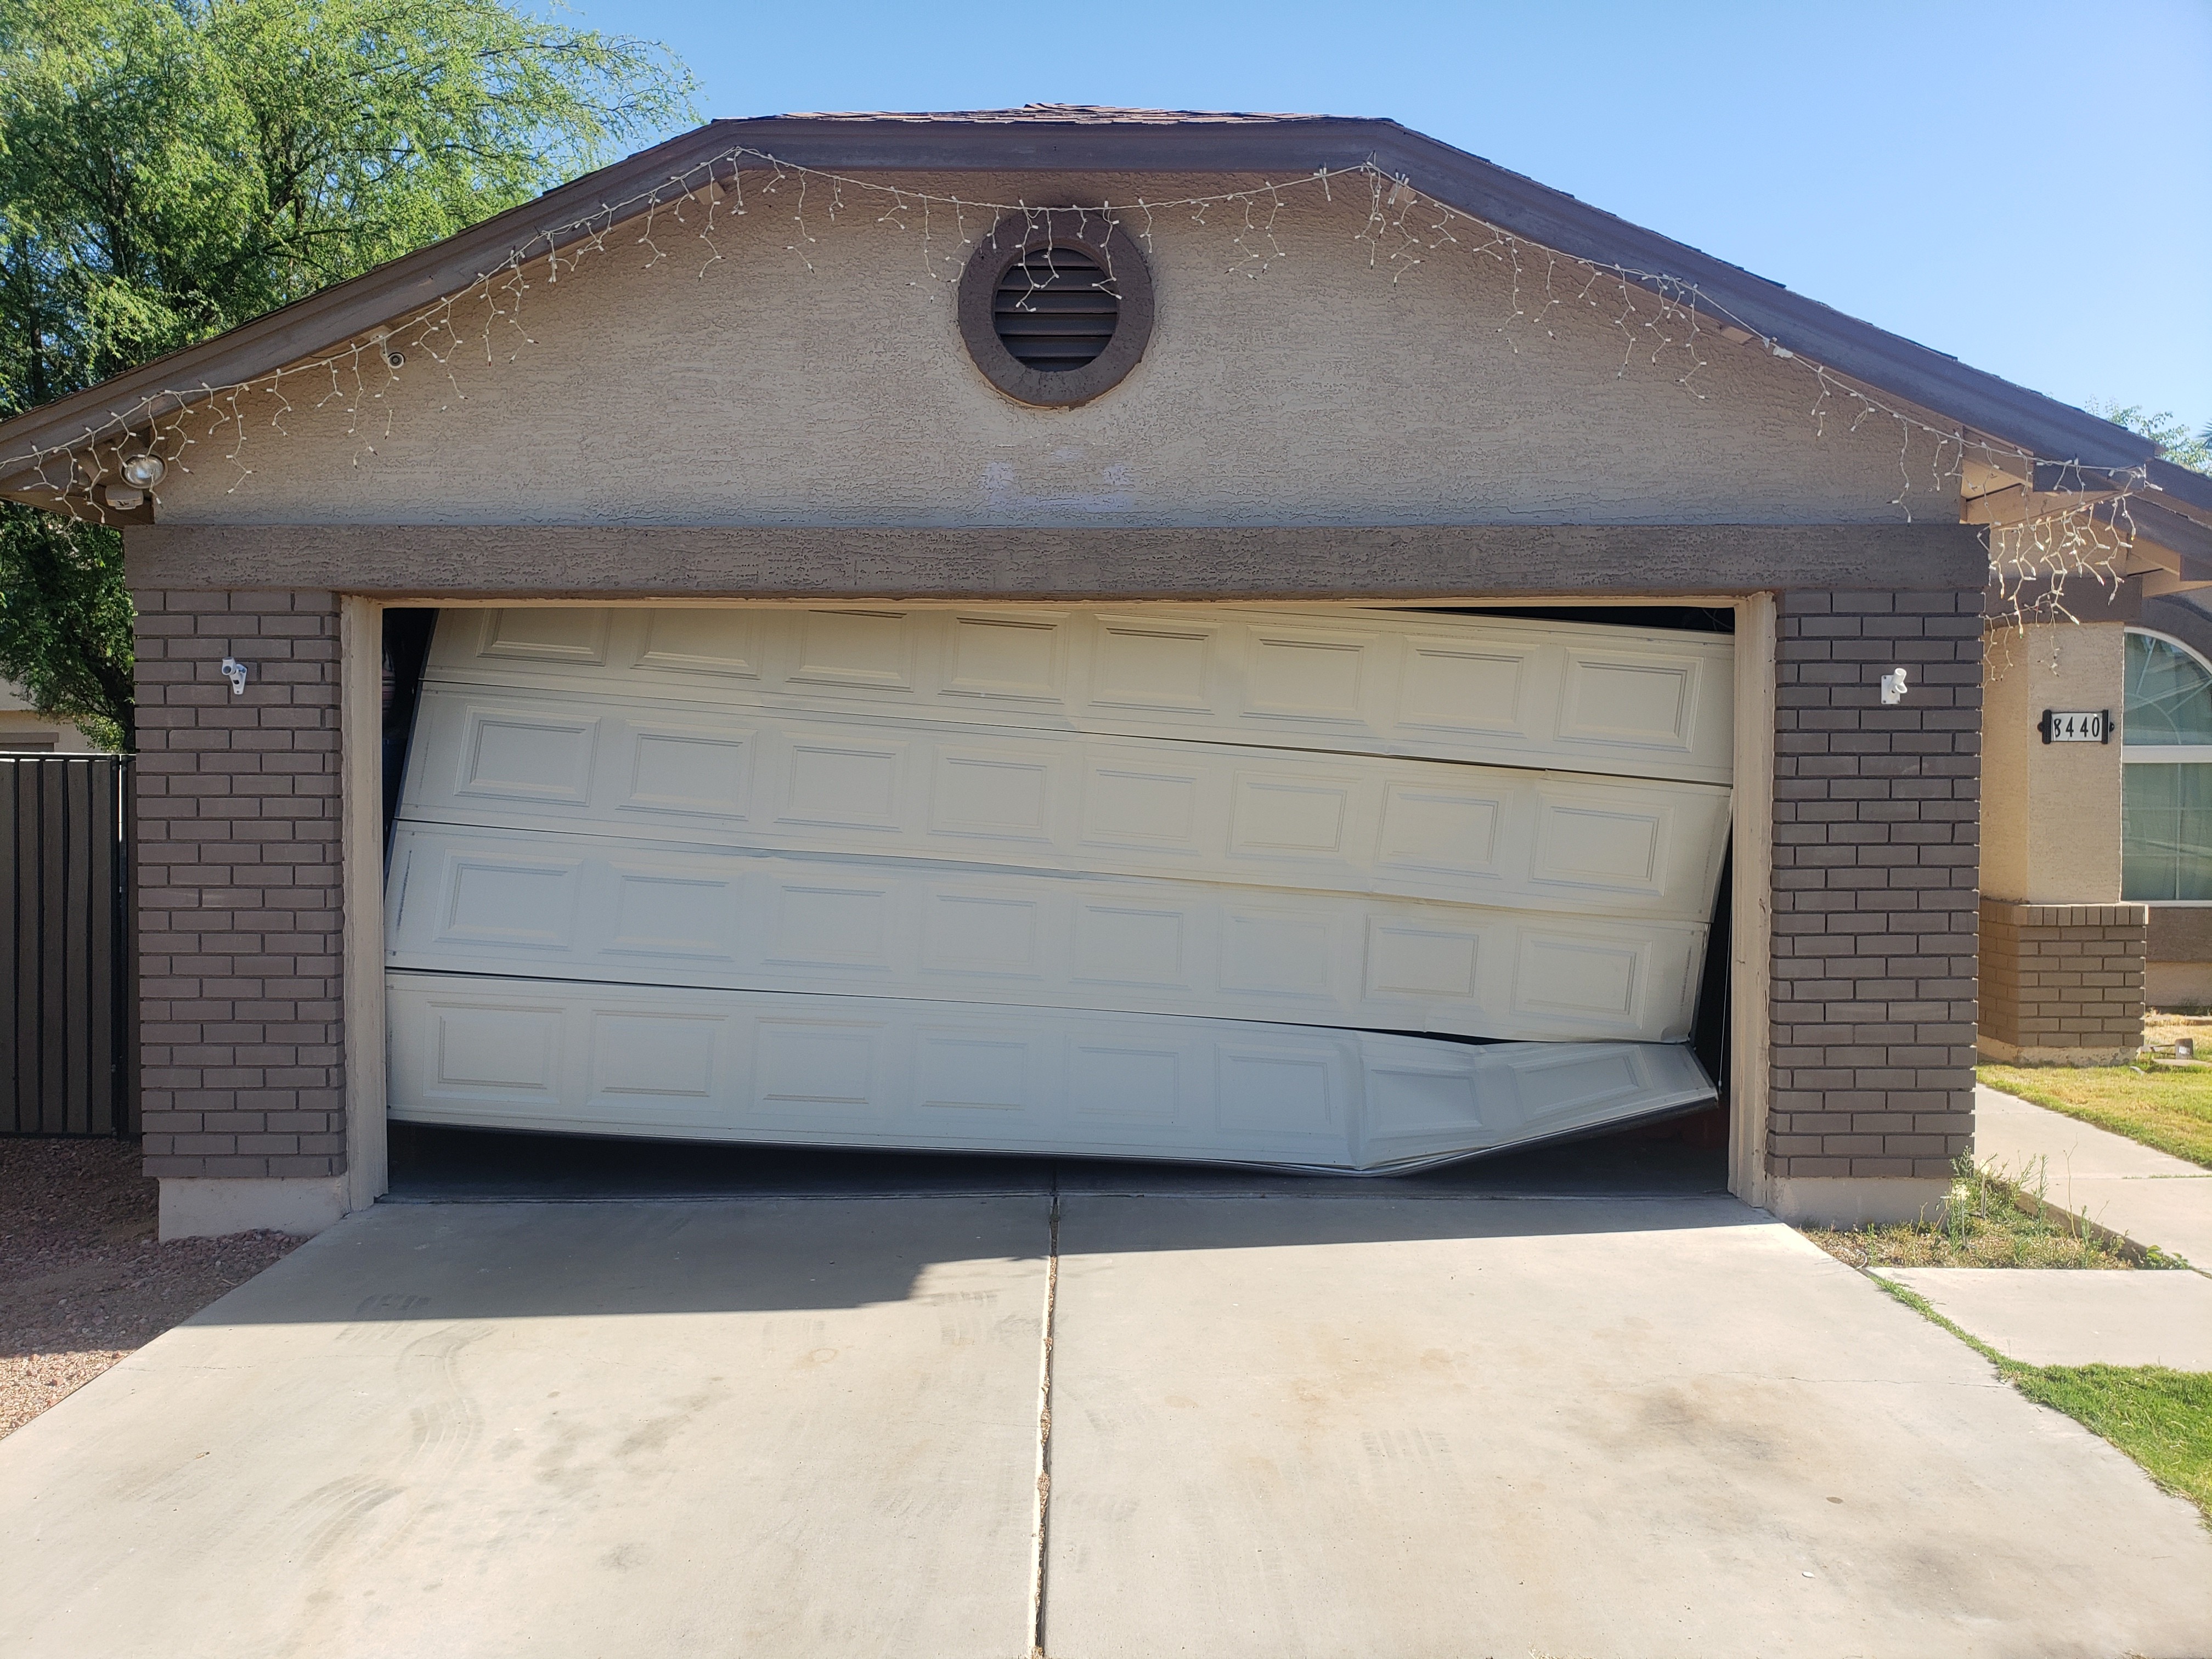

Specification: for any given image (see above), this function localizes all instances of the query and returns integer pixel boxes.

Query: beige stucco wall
[148,171,1951,530]
[1980,623,2125,905]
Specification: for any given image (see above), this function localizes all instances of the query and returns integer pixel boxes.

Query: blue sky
[558,0,2211,442]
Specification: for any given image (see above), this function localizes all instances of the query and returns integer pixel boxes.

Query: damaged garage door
[384,604,1733,1171]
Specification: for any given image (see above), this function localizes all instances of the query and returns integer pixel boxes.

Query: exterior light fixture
[119,453,165,489]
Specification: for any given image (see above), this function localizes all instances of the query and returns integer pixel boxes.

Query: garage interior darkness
[375,600,1737,1198]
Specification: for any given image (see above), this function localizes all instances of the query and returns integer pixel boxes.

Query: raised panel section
[931,752,1052,842]
[755,1021,885,1116]
[1091,618,1215,713]
[924,893,1043,977]
[635,609,763,678]
[1397,642,1533,735]
[478,608,609,665]
[456,709,596,805]
[625,731,752,819]
[589,1013,721,1100]
[410,687,1725,918]
[792,609,915,691]
[946,613,1066,702]
[1376,783,1504,878]
[387,975,1716,1170]
[768,883,892,969]
[1244,630,1372,723]
[915,1034,1036,1113]
[439,855,578,949]
[1068,1043,1183,1125]
[386,826,1711,1042]
[1073,905,1188,991]
[1529,798,1667,898]
[607,871,733,959]
[1216,1047,1341,1138]
[1513,933,1646,1024]
[1365,922,1481,1000]
[1080,764,1203,851]
[780,739,903,830]
[424,605,1734,783]
[1229,776,1353,858]
[1559,654,1700,754]
[1218,912,1334,998]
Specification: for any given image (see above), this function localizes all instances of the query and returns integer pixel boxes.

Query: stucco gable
[136,167,1953,530]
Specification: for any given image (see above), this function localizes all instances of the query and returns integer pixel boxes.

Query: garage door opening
[374,600,1741,1190]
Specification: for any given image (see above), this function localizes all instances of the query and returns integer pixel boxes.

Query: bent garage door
[385,604,1733,1171]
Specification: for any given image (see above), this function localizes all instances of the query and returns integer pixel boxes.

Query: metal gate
[0,756,132,1135]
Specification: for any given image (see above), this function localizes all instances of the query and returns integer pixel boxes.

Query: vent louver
[992,249,1119,371]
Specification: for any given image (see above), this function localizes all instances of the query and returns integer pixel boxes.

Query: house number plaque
[2039,709,2111,744]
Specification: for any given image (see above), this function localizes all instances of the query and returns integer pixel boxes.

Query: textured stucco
[148,172,1952,531]
[1979,623,2124,905]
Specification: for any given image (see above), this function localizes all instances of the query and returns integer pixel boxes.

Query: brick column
[132,588,348,1236]
[1767,588,1982,1222]
[1978,900,2146,1063]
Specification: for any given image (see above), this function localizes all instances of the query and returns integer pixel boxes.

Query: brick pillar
[132,588,348,1237]
[1978,900,2146,1063]
[1767,588,1982,1223]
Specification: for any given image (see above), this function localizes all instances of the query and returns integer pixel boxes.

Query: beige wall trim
[1729,592,1776,1210]
[158,1176,347,1240]
[1980,899,2148,928]
[1976,1036,2136,1066]
[339,596,389,1214]
[127,523,1989,600]
[1767,1177,1951,1228]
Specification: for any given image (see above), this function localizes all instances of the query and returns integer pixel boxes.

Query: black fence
[0,757,132,1136]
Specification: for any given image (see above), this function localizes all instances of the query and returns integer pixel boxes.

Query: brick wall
[1978,900,2145,1063]
[1769,589,1982,1182]
[132,589,346,1180]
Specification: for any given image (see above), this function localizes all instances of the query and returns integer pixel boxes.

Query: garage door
[385,605,1733,1171]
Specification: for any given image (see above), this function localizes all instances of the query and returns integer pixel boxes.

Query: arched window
[2123,629,2212,901]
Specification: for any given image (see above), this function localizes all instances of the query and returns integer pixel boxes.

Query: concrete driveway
[3,1182,2209,1658]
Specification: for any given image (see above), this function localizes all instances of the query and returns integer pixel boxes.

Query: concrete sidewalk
[1877,1266,2212,1367]
[1977,1082,2212,1269]
[2,1192,2209,1658]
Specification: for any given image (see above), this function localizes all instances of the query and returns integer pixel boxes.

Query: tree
[0,0,698,747]
[2087,401,2212,477]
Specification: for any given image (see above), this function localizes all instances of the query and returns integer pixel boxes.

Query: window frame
[2122,627,2212,905]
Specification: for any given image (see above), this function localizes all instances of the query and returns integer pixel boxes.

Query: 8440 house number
[2039,709,2111,744]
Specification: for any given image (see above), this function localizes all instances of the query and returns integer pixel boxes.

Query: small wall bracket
[1878,667,1909,705]
[219,657,251,696]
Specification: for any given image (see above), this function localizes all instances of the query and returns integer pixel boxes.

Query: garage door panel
[400,687,1729,920]
[386,973,1714,1172]
[428,605,1733,782]
[386,825,1705,1041]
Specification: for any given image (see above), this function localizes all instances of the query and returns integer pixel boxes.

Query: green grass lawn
[1978,1063,2212,1170]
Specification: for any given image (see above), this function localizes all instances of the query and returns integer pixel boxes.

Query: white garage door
[385,604,1733,1171]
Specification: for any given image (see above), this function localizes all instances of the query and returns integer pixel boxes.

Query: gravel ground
[1,1139,303,1439]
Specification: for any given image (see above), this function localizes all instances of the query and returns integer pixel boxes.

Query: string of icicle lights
[13,142,2143,621]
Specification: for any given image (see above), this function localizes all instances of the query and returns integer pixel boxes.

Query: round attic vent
[958,218,1153,407]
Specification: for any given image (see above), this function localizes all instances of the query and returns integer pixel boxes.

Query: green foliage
[0,0,698,745]
[0,501,127,748]
[2087,400,2212,477]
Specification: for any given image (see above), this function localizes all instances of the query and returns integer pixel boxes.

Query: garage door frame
[338,594,1776,1210]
